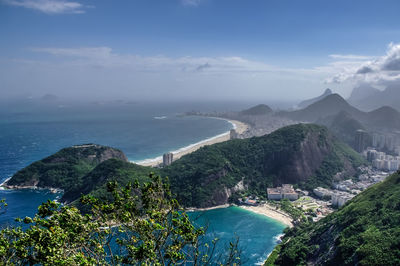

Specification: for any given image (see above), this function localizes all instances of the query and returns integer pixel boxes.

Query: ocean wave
[133,155,163,165]
[153,116,167,120]
[0,177,11,189]
[274,233,284,243]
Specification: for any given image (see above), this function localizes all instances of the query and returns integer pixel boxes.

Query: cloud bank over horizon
[2,0,87,14]
[1,45,357,101]
[328,43,400,86]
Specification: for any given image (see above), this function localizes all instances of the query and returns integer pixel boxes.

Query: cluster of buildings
[312,167,389,207]
[365,149,400,171]
[313,187,355,208]
[372,132,400,154]
[267,184,299,201]
[238,196,258,206]
[354,130,400,155]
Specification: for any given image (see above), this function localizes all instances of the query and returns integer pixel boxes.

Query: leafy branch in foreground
[0,174,241,265]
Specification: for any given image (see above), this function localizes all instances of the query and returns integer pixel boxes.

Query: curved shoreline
[239,204,293,228]
[133,118,249,167]
[185,204,293,228]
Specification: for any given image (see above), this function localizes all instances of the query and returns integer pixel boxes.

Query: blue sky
[1,0,400,101]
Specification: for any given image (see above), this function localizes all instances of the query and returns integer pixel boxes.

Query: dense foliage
[6,144,127,193]
[162,124,365,207]
[5,125,364,209]
[62,159,156,203]
[271,170,400,265]
[0,174,241,265]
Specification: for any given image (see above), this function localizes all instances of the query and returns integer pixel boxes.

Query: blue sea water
[189,207,286,265]
[0,102,285,264]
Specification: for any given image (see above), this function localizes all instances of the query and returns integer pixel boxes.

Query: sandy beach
[185,204,231,212]
[135,119,249,167]
[239,204,294,228]
[186,203,293,228]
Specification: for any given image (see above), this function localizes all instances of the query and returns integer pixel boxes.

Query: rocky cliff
[162,124,365,207]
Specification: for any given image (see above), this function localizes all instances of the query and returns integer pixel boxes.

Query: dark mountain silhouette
[240,104,273,115]
[348,84,400,111]
[348,84,380,105]
[286,94,364,122]
[297,88,332,109]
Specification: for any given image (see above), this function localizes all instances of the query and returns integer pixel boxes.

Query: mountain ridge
[297,88,332,109]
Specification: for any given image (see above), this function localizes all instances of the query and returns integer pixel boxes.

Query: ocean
[0,101,284,265]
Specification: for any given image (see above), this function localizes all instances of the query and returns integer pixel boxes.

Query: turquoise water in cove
[189,207,285,265]
[0,101,285,264]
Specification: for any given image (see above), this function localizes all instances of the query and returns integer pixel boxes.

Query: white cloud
[2,0,87,14]
[5,45,340,100]
[181,0,202,7]
[327,42,400,84]
[31,46,279,73]
[329,54,374,60]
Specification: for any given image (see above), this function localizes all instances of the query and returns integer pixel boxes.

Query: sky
[1,0,400,102]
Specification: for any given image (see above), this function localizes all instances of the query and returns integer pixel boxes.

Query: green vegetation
[271,170,400,265]
[62,159,156,203]
[162,124,364,207]
[279,199,305,221]
[6,144,127,192]
[5,125,365,209]
[0,174,241,265]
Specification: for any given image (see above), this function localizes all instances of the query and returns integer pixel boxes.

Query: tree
[0,174,241,265]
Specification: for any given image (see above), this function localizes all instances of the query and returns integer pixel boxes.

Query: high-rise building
[230,129,238,140]
[355,129,369,152]
[163,152,173,166]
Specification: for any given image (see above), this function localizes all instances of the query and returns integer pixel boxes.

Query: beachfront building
[163,152,173,166]
[267,184,298,201]
[230,129,238,140]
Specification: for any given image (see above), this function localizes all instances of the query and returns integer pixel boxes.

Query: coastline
[239,204,294,228]
[185,204,231,212]
[185,203,293,228]
[134,118,249,167]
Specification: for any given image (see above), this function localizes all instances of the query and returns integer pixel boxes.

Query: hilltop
[271,170,400,265]
[240,104,273,116]
[317,111,367,150]
[4,144,128,191]
[162,124,365,208]
[286,94,364,122]
[297,88,332,109]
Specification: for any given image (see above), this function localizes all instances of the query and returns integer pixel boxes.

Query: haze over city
[1,0,400,102]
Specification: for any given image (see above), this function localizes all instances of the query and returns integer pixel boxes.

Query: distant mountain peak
[297,88,333,109]
[286,93,363,123]
[240,104,273,115]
